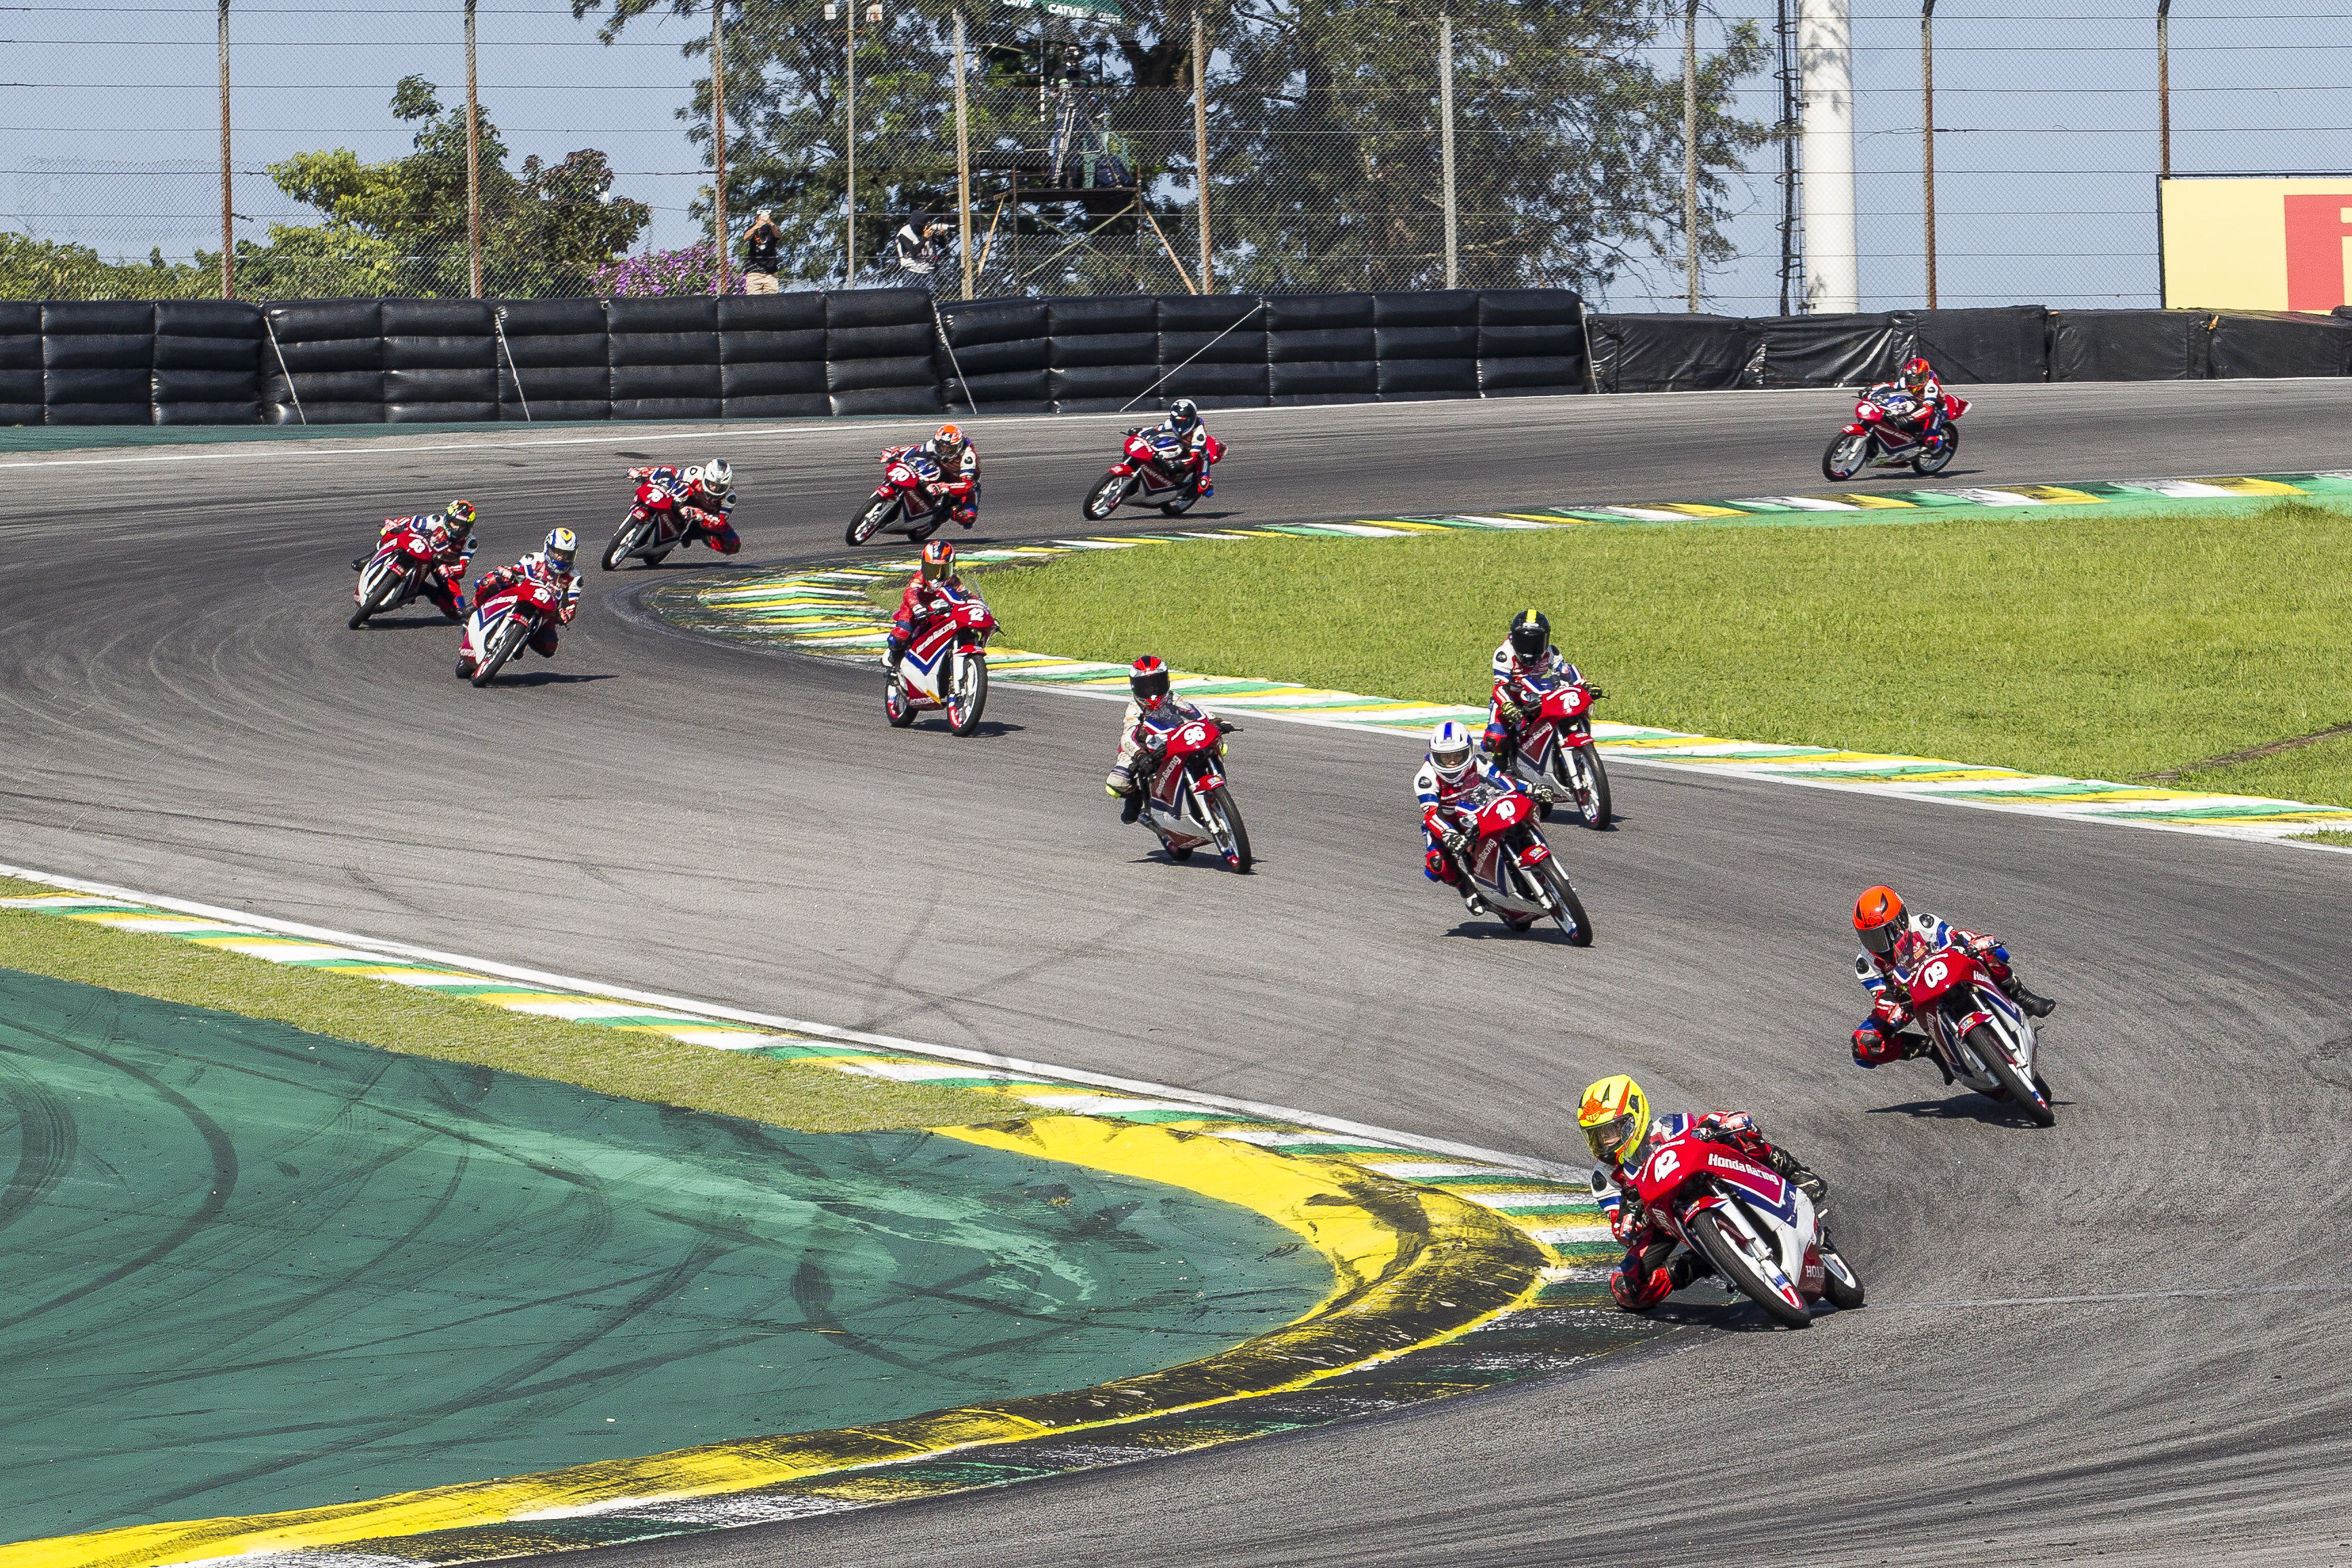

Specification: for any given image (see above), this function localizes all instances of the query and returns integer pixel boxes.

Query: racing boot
[1120,788,1144,825]
[1460,888,1489,918]
[2005,977,2058,1019]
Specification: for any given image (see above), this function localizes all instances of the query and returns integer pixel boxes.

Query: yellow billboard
[2163,176,2352,311]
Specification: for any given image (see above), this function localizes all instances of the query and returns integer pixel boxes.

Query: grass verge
[0,876,1008,1134]
[2290,828,2352,848]
[972,499,2352,807]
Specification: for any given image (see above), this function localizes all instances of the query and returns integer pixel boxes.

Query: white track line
[0,859,1580,1179]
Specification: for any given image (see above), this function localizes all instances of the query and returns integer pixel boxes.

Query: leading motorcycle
[457,577,565,688]
[848,452,952,547]
[885,587,996,737]
[1133,711,1251,871]
[1822,386,1967,481]
[1595,1126,1864,1330]
[1493,672,1611,830]
[1437,779,1592,944]
[350,522,442,629]
[1895,948,2055,1125]
[1083,429,1223,522]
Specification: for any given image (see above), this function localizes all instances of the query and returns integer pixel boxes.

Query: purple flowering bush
[593,242,743,297]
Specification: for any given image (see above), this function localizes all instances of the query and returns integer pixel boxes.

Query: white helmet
[704,457,732,492]
[1429,720,1477,785]
[682,465,704,490]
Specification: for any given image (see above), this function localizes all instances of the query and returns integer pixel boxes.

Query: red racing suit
[372,512,475,619]
[626,465,739,555]
[1862,374,1963,438]
[1150,420,1224,495]
[464,551,581,665]
[1851,912,2018,1065]
[1486,640,1587,762]
[888,572,965,661]
[1413,753,1533,888]
[1595,1110,1807,1311]
[882,441,980,527]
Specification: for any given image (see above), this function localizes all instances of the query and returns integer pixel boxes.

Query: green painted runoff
[0,968,1329,1542]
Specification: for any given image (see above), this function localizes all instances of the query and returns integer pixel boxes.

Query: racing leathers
[1851,912,2057,1068]
[461,549,581,670]
[1415,752,1541,909]
[1863,370,1946,439]
[1596,1111,1824,1312]
[626,465,739,555]
[1150,417,1223,498]
[361,513,475,620]
[1485,638,1588,766]
[1106,696,1219,823]
[882,439,980,528]
[885,571,966,669]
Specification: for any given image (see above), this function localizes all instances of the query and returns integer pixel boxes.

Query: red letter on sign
[2284,195,2352,311]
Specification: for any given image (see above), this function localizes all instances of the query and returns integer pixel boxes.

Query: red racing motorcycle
[1493,672,1611,830]
[885,589,996,736]
[1822,387,1968,481]
[1133,711,1251,871]
[458,577,565,688]
[1605,1125,1863,1329]
[350,522,442,628]
[603,473,728,570]
[1900,947,2055,1126]
[848,452,952,547]
[1440,779,1592,943]
[1083,429,1223,521]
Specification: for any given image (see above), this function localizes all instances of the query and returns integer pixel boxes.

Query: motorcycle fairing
[1701,1151,1797,1226]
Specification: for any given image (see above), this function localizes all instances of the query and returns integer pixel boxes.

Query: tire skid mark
[0,1047,77,1240]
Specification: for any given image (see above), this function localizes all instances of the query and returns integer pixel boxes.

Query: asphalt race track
[5,380,2350,1565]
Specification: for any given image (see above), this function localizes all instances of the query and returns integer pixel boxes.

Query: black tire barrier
[1910,307,2049,385]
[495,297,612,421]
[2051,309,2211,381]
[0,301,41,425]
[45,301,156,425]
[2209,311,2352,378]
[155,300,261,425]
[385,299,498,423]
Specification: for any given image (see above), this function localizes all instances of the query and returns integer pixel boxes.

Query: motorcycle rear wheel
[847,498,895,546]
[1967,1022,2054,1125]
[1818,1236,1866,1310]
[1822,432,1871,482]
[1691,1210,1813,1329]
[1540,859,1594,946]
[1912,425,1959,475]
[1158,486,1198,517]
[472,620,526,687]
[947,654,989,737]
[602,516,652,572]
[1204,785,1253,872]
[1083,472,1130,522]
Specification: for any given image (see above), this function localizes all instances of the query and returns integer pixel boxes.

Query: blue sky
[9,0,2347,310]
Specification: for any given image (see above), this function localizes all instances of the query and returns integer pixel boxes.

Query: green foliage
[0,235,216,301]
[973,499,2352,807]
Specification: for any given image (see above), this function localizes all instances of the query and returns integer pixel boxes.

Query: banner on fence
[2161,176,2352,313]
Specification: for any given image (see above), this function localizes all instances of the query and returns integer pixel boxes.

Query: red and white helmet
[1130,655,1172,709]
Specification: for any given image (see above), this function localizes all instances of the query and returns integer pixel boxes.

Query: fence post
[1683,0,1700,309]
[1439,12,1458,290]
[1194,7,1212,291]
[466,0,483,298]
[845,0,858,282]
[2156,0,2172,178]
[713,0,730,294]
[954,5,973,299]
[1921,0,1936,308]
[217,0,233,299]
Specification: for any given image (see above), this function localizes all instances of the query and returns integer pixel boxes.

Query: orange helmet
[933,423,966,449]
[920,539,956,580]
[1854,884,1907,956]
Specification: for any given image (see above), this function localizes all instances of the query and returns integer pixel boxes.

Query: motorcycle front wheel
[1552,745,1612,830]
[847,497,895,546]
[1083,472,1130,522]
[1690,1210,1812,1329]
[1540,859,1594,946]
[1967,1022,2055,1126]
[471,619,527,687]
[602,515,652,572]
[1204,785,1253,872]
[883,670,916,727]
[947,653,989,737]
[1822,431,1871,482]
[349,566,406,629]
[1912,424,1959,475]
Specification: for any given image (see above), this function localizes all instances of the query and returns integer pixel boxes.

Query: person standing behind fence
[743,211,781,296]
[893,216,951,291]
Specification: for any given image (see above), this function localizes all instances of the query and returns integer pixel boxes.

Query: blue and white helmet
[1429,720,1477,785]
[543,527,578,572]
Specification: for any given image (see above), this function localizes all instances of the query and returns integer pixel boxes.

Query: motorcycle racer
[1416,718,1547,916]
[458,527,581,678]
[1860,355,1947,441]
[625,458,739,554]
[881,424,980,529]
[1577,1074,1827,1312]
[1152,397,1223,499]
[1485,610,1592,766]
[1105,655,1230,824]
[353,498,478,621]
[884,541,964,671]
[1849,884,2058,1070]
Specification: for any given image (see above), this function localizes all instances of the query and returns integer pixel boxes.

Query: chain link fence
[8,0,2352,307]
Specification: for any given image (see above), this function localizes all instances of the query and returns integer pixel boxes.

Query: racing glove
[1609,1191,1648,1244]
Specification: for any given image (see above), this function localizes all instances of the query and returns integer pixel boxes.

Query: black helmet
[1130,654,1172,707]
[1508,610,1550,663]
[1168,397,1200,431]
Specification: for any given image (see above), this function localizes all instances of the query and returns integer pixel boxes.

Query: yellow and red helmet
[1854,884,1907,956]
[1578,1075,1650,1167]
[920,539,956,580]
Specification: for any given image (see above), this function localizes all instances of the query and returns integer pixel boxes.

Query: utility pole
[1193,7,1211,291]
[465,0,482,297]
[1439,12,1457,289]
[218,0,233,298]
[954,5,973,298]
[1683,0,1700,309]
[712,0,729,293]
[845,0,858,282]
[1921,0,1936,307]
[2157,0,2172,178]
